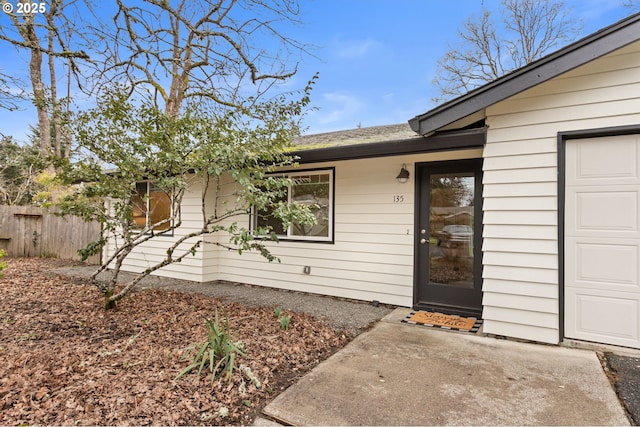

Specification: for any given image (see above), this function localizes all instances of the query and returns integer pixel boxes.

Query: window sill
[256,235,334,244]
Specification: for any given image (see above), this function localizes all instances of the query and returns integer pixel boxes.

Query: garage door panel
[567,135,640,186]
[566,189,639,234]
[565,289,639,347]
[578,191,638,231]
[565,134,640,349]
[565,239,639,289]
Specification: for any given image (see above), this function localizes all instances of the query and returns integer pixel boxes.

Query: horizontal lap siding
[216,149,482,306]
[482,41,640,343]
[107,177,209,282]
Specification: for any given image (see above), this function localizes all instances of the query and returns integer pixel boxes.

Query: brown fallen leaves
[0,258,349,425]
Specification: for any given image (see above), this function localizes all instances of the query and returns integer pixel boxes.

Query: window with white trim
[254,170,334,242]
[131,182,172,232]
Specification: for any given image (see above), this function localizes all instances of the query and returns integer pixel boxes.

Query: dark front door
[414,159,483,316]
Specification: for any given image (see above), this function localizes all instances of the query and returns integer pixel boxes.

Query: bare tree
[0,72,27,111]
[90,0,308,119]
[0,0,89,161]
[1,0,309,159]
[0,136,45,205]
[432,0,582,102]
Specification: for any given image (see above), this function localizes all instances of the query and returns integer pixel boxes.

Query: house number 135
[393,195,404,203]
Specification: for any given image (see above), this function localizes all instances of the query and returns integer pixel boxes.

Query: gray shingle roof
[292,123,420,151]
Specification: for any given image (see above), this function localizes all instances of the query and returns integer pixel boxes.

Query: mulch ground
[0,258,350,425]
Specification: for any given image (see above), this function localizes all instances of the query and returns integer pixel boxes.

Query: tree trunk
[22,13,52,160]
[165,14,189,120]
[104,289,117,310]
[48,29,61,159]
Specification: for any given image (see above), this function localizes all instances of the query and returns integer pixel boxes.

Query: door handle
[420,238,427,245]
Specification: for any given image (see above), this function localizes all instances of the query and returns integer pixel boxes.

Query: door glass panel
[429,173,474,288]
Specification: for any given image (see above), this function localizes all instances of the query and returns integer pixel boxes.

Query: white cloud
[333,37,380,59]
[316,92,363,124]
[301,91,366,133]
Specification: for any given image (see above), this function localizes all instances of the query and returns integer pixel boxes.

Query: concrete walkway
[260,308,630,426]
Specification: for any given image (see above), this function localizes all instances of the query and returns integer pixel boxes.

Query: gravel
[604,353,640,424]
[54,265,394,337]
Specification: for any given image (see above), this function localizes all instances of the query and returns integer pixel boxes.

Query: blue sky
[0,0,636,143]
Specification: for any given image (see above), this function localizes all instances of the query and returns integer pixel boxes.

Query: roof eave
[291,127,486,164]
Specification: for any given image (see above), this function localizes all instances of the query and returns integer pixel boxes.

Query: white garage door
[565,134,640,349]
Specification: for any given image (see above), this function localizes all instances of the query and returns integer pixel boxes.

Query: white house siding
[105,176,210,282]
[212,149,483,306]
[482,40,640,344]
[201,173,248,280]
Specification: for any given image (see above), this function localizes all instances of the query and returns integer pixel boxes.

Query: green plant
[273,306,291,330]
[0,249,7,278]
[273,306,283,318]
[175,310,245,383]
[279,315,291,331]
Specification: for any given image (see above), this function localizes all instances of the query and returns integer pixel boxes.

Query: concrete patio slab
[261,308,629,426]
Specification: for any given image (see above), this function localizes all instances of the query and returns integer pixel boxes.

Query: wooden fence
[0,205,101,264]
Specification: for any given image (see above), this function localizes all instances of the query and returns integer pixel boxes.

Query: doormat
[401,311,482,333]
